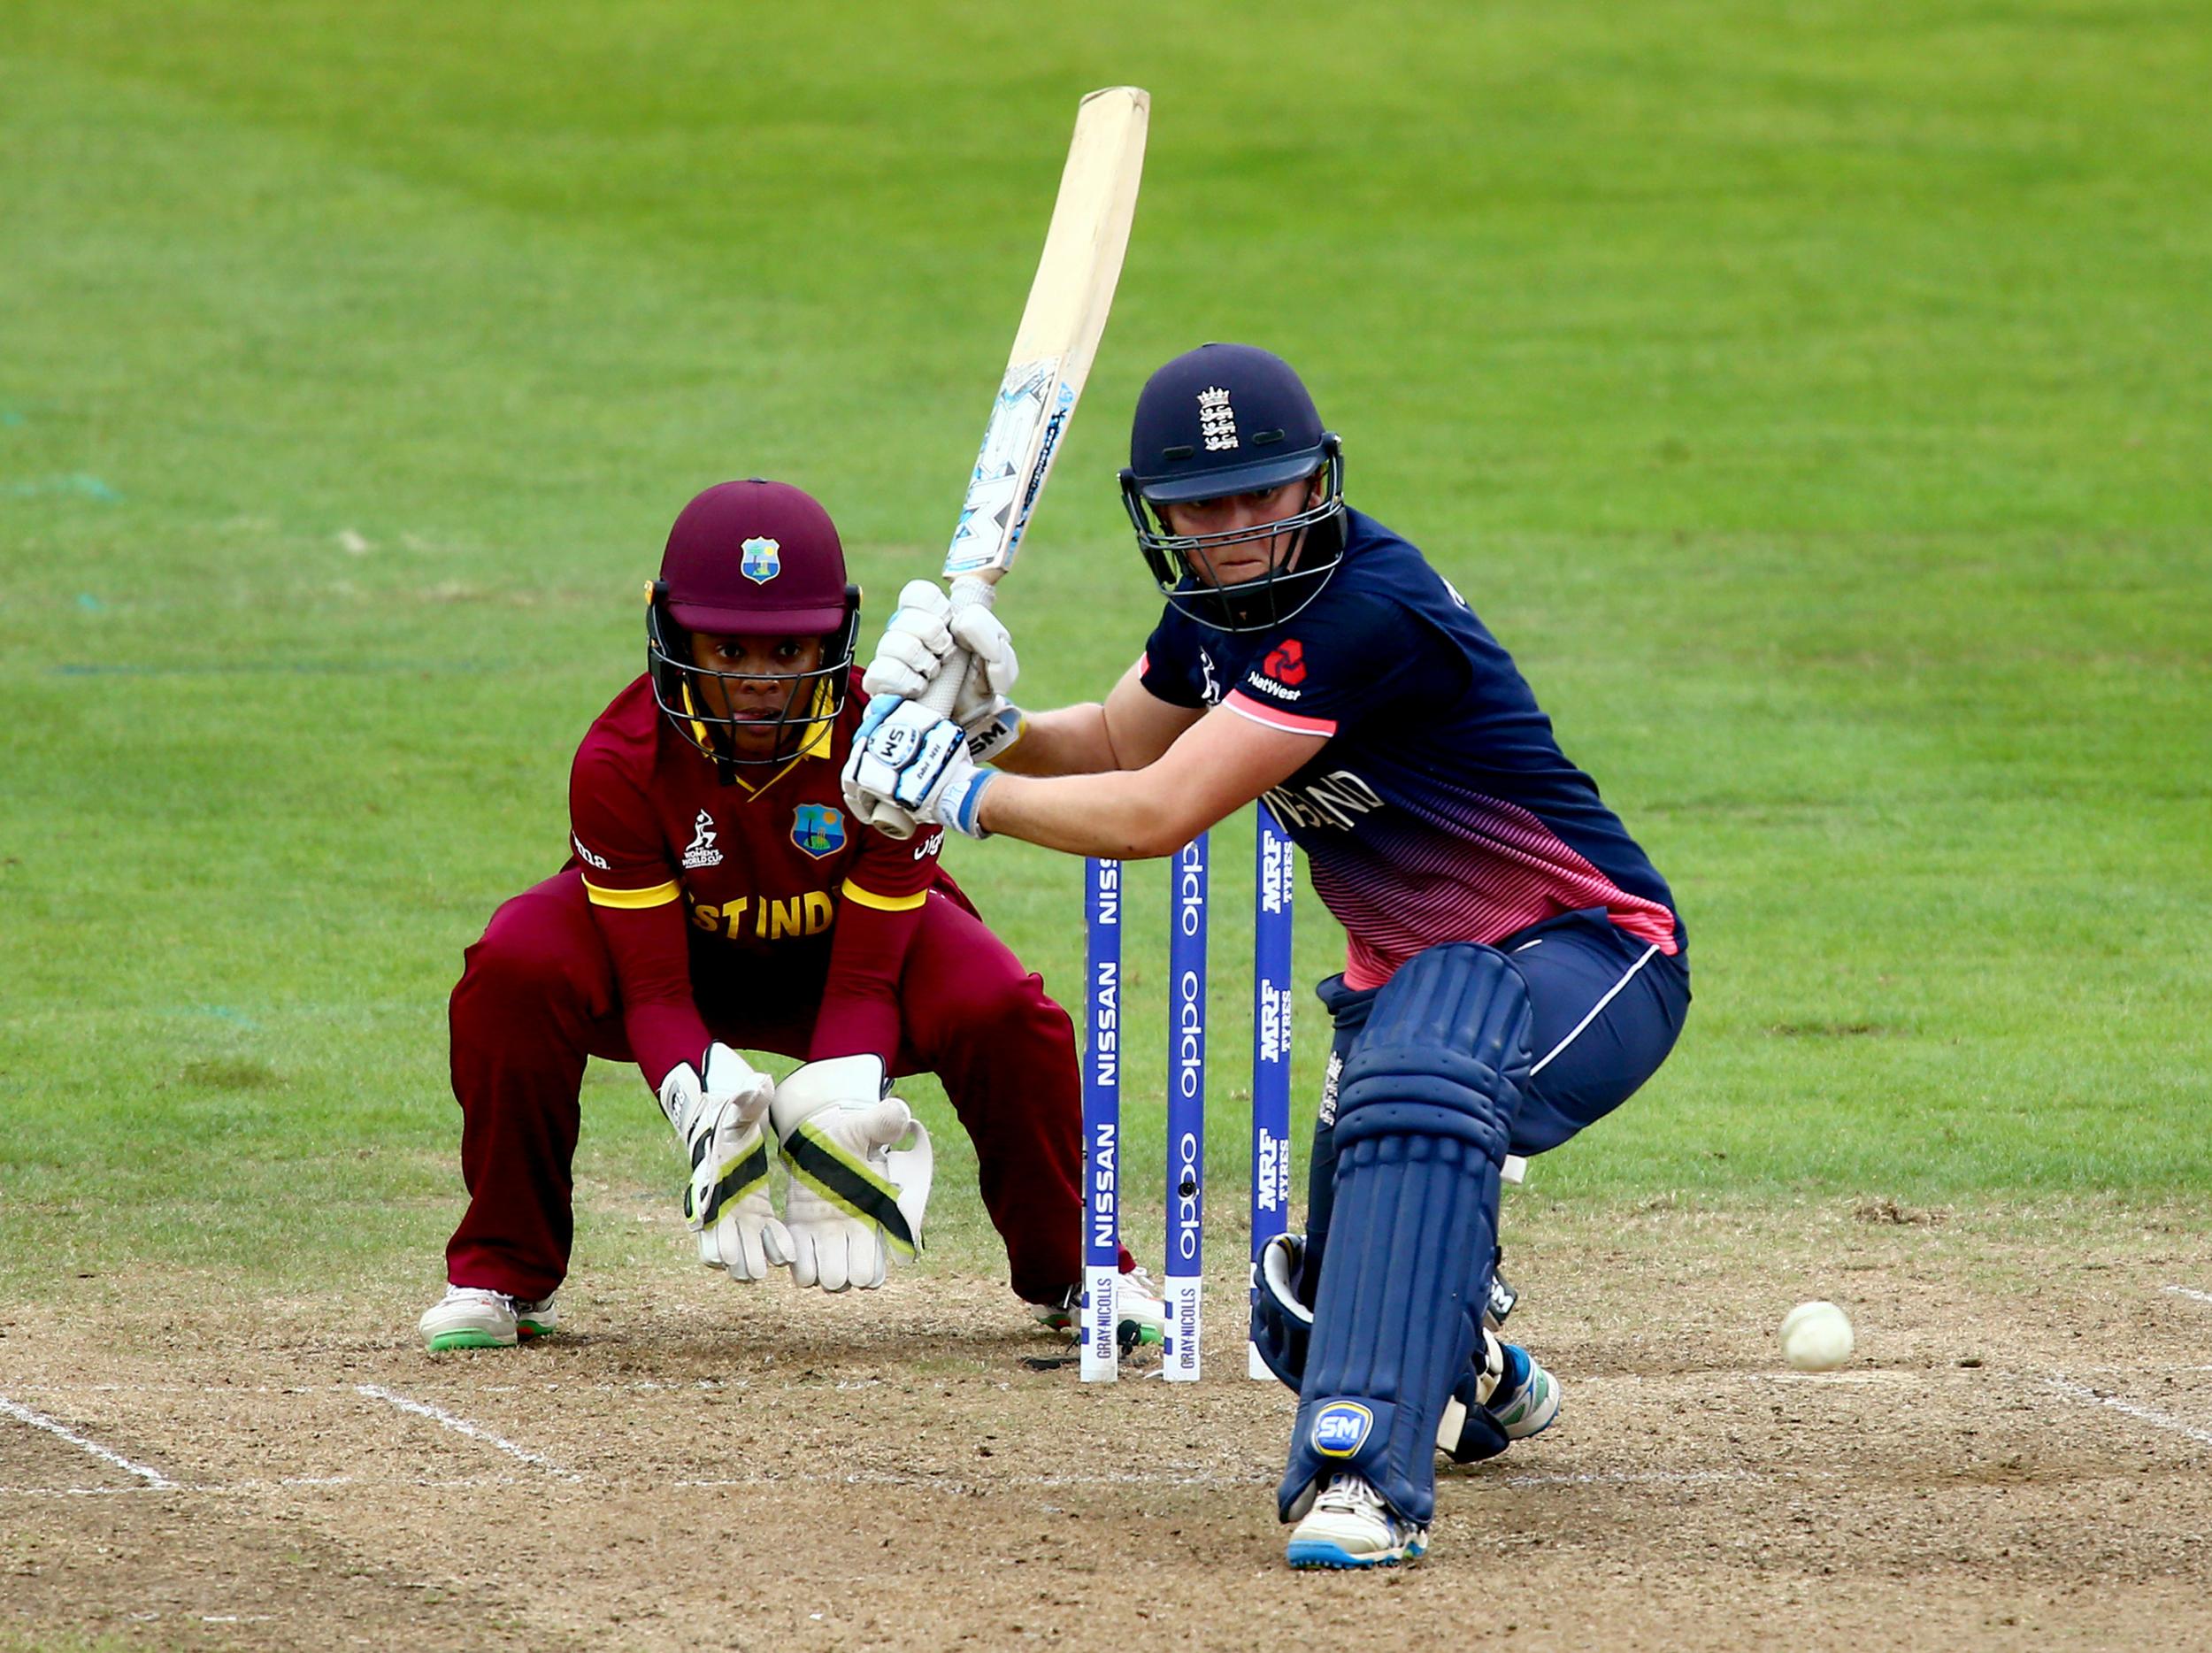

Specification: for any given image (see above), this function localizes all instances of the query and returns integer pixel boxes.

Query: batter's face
[687,631,826,756]
[1160,475,1325,586]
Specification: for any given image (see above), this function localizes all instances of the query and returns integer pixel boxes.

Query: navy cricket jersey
[1139,510,1681,989]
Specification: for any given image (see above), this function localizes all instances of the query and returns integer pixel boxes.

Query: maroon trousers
[443,870,1085,1305]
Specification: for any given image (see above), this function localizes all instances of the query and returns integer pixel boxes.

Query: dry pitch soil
[4,1200,2210,1653]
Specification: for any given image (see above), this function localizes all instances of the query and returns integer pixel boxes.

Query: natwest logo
[1261,638,1307,685]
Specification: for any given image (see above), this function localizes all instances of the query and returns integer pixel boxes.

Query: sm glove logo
[1310,1401,1374,1458]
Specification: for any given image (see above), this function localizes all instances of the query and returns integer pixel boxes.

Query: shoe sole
[425,1329,514,1351]
[1286,1537,1426,1570]
[423,1321,555,1353]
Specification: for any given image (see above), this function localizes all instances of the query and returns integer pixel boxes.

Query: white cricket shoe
[1030,1264,1171,1348]
[1487,1338,1561,1440]
[1436,1332,1563,1458]
[419,1285,560,1352]
[1286,1473,1430,1570]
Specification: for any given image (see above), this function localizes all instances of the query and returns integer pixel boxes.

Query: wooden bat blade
[943,86,1148,585]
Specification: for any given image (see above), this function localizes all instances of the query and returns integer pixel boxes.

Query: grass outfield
[3,1,2208,1305]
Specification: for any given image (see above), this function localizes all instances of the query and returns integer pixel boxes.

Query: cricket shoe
[419,1286,560,1352]
[1030,1264,1170,1348]
[1436,1333,1562,1461]
[1286,1474,1430,1570]
[1486,1337,1561,1440]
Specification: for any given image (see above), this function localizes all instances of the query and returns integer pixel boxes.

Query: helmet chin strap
[678,681,713,755]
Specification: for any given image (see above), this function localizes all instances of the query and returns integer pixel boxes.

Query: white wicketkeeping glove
[659,1044,789,1282]
[859,580,1025,761]
[768,1056,934,1292]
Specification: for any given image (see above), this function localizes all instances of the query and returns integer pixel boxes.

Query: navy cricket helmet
[644,480,862,770]
[1119,343,1347,632]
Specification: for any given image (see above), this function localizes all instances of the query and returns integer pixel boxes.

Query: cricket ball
[1779,1300,1854,1372]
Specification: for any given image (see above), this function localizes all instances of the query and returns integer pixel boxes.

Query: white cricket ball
[1779,1300,1854,1372]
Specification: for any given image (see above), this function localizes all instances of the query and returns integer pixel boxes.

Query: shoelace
[1314,1475,1380,1516]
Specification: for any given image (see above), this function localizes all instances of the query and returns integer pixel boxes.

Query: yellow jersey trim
[793,678,840,762]
[840,880,928,913]
[584,877,682,911]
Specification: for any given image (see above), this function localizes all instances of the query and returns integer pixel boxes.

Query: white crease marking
[0,1378,742,1396]
[0,1473,516,1498]
[2162,1284,2212,1306]
[2040,1378,2212,1448]
[354,1384,579,1480]
[675,1466,1269,1493]
[0,1394,175,1488]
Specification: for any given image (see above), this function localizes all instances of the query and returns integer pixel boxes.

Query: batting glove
[660,1044,789,1282]
[841,694,925,839]
[844,699,997,838]
[859,580,1025,760]
[768,1056,933,1292]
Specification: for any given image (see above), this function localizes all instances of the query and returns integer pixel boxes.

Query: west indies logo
[741,536,781,584]
[791,803,845,858]
[1262,638,1307,686]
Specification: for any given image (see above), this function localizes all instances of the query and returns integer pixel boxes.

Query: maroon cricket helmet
[659,478,854,634]
[645,480,863,771]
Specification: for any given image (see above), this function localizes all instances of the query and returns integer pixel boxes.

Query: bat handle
[915,575,996,719]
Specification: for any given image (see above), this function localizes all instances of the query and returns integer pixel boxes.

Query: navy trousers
[1304,910,1690,1269]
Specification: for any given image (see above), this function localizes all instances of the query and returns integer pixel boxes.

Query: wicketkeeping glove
[768,1056,933,1292]
[659,1043,789,1282]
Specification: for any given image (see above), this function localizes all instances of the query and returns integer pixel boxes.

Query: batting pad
[1277,942,1530,1526]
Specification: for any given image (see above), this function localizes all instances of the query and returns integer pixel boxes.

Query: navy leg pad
[1248,1233,1313,1392]
[1278,944,1532,1526]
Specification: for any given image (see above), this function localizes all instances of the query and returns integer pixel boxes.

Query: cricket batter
[421,479,1164,1352]
[844,345,1691,1568]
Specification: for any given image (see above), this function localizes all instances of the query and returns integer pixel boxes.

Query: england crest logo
[791,803,846,858]
[741,536,781,584]
[1197,385,1239,452]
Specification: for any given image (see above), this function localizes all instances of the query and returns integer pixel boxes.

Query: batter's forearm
[977,769,1196,859]
[991,703,1122,776]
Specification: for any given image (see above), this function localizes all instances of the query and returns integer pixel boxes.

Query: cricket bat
[918,86,1149,718]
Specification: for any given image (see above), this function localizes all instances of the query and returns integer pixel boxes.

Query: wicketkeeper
[843,346,1692,1569]
[421,480,1166,1351]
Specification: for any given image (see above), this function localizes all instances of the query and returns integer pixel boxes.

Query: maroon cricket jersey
[565,673,950,1086]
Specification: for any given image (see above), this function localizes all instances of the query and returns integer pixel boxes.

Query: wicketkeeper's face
[687,632,826,754]
[1159,474,1325,586]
